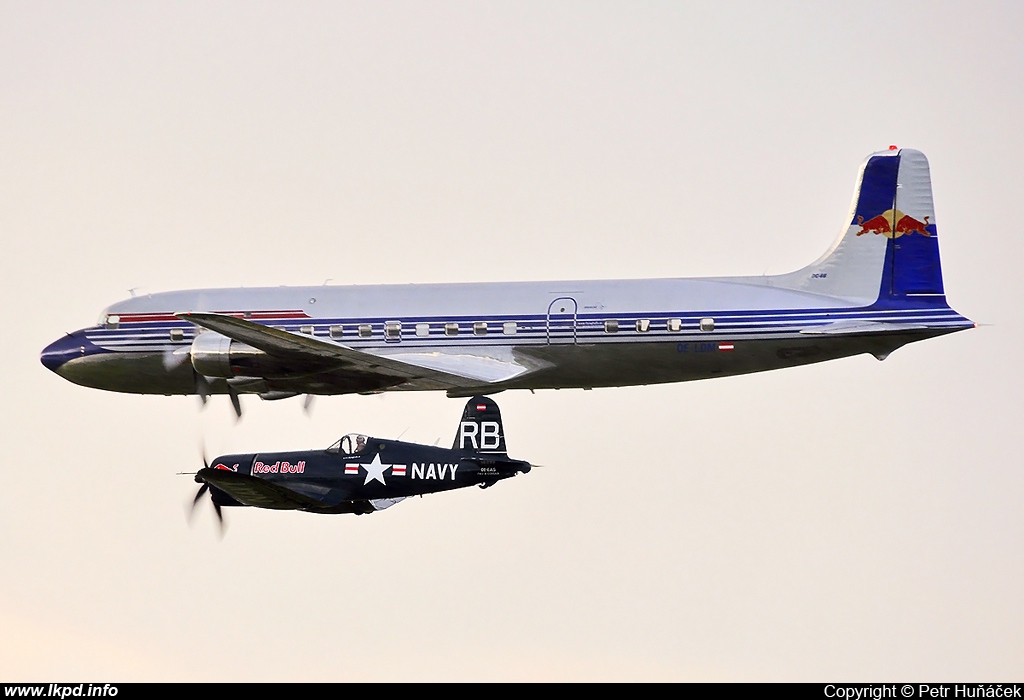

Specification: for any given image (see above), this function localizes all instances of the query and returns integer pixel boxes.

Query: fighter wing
[176,312,537,391]
[197,469,403,514]
[198,468,325,510]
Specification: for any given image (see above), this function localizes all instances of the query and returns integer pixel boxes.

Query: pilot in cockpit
[329,433,371,456]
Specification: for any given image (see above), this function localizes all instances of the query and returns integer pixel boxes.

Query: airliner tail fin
[775,147,946,307]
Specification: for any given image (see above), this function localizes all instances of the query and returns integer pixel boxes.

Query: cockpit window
[327,433,371,455]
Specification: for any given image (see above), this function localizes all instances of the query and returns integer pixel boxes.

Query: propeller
[170,332,241,419]
[227,384,242,420]
[192,373,243,420]
[162,347,191,371]
[195,373,211,408]
[187,448,226,536]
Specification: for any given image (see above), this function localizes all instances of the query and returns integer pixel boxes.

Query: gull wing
[198,468,325,510]
[197,469,401,515]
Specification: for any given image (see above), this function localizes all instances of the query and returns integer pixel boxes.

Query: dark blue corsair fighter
[191,395,532,521]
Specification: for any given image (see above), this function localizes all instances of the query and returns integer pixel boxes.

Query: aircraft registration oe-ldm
[41,148,973,405]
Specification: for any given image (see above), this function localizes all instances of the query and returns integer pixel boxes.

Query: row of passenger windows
[317,317,716,338]
[162,317,717,341]
[604,318,715,333]
[323,321,520,339]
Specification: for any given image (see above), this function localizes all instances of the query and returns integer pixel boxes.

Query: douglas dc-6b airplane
[41,148,973,406]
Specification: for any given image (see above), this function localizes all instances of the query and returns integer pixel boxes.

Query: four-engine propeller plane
[190,396,531,524]
[42,148,973,405]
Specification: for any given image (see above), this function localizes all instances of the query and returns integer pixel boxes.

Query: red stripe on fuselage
[114,310,310,323]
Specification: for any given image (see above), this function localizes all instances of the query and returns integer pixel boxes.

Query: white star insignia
[360,453,391,486]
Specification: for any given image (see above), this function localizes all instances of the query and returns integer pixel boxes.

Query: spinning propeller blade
[189,483,209,521]
[187,448,226,535]
[195,374,211,408]
[227,384,242,420]
[162,347,190,372]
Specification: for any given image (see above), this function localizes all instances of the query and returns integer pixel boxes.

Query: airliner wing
[176,312,535,390]
[370,345,543,384]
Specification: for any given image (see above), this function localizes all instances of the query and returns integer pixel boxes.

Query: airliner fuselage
[40,149,973,401]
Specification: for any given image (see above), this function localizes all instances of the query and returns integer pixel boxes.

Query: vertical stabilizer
[887,149,944,299]
[453,396,507,454]
[773,148,947,308]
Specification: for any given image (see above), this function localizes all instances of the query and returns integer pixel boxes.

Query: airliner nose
[41,328,192,394]
[40,331,92,373]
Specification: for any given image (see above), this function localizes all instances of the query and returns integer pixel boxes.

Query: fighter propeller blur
[190,396,532,518]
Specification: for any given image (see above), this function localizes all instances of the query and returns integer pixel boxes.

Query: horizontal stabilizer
[800,320,928,335]
[368,497,408,511]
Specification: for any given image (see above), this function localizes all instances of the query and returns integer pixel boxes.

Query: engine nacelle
[190,332,269,378]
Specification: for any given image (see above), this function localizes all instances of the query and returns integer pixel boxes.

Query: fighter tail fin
[774,148,947,307]
[453,396,507,454]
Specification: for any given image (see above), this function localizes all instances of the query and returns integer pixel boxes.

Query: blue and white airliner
[41,148,973,406]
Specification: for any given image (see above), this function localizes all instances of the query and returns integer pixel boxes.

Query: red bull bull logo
[855,209,931,238]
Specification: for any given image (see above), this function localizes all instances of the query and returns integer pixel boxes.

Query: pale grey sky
[1,1,1021,680]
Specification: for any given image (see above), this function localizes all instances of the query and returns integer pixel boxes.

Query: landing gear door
[546,297,578,345]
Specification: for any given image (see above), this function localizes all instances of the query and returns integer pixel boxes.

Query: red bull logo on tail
[855,209,931,238]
